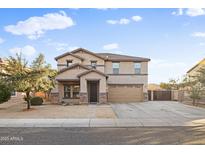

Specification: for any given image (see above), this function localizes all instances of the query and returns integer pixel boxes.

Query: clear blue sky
[0,8,205,83]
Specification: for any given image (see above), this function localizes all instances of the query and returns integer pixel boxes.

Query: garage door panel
[108,84,143,102]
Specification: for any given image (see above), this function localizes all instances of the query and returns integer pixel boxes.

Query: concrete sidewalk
[0,118,204,127]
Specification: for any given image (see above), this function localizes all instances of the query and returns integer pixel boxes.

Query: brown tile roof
[97,53,150,62]
[77,69,108,78]
[54,48,150,62]
[55,52,84,61]
[70,48,106,60]
[55,48,105,61]
[58,63,90,74]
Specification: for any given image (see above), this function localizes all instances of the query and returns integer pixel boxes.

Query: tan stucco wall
[73,50,105,72]
[80,72,107,93]
[58,83,64,102]
[7,92,25,104]
[105,61,148,74]
[57,55,82,71]
[73,51,105,65]
[141,62,148,74]
[56,66,87,80]
[107,75,148,92]
[56,50,105,72]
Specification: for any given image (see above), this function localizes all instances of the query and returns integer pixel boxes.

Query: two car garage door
[108,84,143,102]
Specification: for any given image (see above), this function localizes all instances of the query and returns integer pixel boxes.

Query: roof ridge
[58,63,91,74]
[97,52,145,58]
[77,69,108,78]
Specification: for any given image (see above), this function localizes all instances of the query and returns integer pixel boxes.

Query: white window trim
[112,62,120,74]
[134,62,141,74]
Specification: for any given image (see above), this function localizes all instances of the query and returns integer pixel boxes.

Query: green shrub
[0,83,12,104]
[30,97,43,106]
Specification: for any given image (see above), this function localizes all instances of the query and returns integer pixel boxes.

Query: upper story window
[134,62,141,74]
[66,60,72,67]
[91,61,97,69]
[112,62,120,74]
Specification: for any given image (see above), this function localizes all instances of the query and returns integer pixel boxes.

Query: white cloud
[96,8,109,10]
[172,8,205,17]
[107,15,142,25]
[0,37,4,44]
[192,32,205,37]
[119,18,130,25]
[172,8,183,16]
[5,11,74,40]
[106,19,130,25]
[106,20,118,25]
[131,16,142,22]
[103,43,119,50]
[186,8,205,17]
[9,45,36,56]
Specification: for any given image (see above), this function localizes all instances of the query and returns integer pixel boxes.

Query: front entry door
[88,81,99,104]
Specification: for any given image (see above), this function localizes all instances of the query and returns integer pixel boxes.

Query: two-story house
[52,48,150,104]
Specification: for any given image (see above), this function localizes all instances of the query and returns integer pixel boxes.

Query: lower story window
[64,85,80,99]
[73,85,80,98]
[64,85,71,98]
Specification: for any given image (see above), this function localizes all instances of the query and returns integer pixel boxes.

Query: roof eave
[55,52,84,61]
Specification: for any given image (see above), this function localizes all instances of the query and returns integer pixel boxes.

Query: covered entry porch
[57,70,108,104]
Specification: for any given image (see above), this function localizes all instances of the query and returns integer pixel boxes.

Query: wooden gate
[153,90,171,101]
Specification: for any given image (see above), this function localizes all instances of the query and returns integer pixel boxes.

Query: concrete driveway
[111,101,205,126]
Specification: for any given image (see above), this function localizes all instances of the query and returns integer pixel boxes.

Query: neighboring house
[52,48,150,104]
[187,58,205,76]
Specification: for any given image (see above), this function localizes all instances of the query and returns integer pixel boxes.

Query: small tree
[160,79,180,90]
[181,75,204,105]
[197,66,205,87]
[0,81,12,104]
[0,54,45,109]
[189,83,204,106]
[31,54,57,100]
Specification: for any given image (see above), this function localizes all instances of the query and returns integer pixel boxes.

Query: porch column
[151,91,154,101]
[79,77,88,104]
[99,78,108,104]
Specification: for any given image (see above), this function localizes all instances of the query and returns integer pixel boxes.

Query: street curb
[0,118,204,127]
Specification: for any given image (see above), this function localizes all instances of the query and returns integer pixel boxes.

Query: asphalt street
[1,126,205,145]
